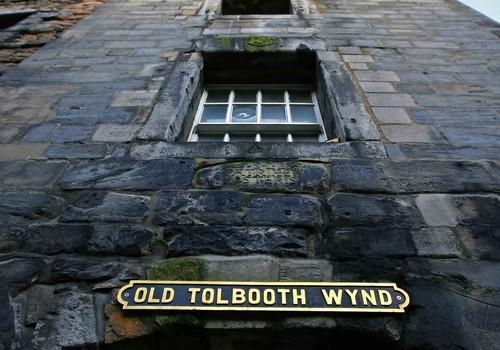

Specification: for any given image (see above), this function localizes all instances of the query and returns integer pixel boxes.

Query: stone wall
[0,0,499,349]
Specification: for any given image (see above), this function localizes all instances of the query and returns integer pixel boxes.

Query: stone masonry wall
[0,0,499,349]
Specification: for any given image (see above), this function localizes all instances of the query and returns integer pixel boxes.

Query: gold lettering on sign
[292,289,307,305]
[232,288,246,304]
[226,162,300,189]
[134,287,148,303]
[277,288,290,305]
[248,288,260,305]
[202,288,215,304]
[361,290,377,306]
[216,288,229,305]
[379,290,393,305]
[345,289,358,305]
[161,288,174,303]
[321,289,343,305]
[189,287,201,304]
[263,289,276,305]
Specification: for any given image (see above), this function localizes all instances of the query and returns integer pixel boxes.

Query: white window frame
[188,85,327,143]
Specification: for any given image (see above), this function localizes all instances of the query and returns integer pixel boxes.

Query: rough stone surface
[0,190,65,224]
[61,191,150,222]
[51,257,119,281]
[58,159,194,190]
[154,190,245,226]
[328,193,420,227]
[245,195,323,228]
[165,226,308,257]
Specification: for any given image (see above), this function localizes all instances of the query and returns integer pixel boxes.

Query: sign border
[117,280,410,313]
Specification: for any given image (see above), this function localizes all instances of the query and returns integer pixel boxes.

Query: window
[221,0,292,15]
[188,86,326,142]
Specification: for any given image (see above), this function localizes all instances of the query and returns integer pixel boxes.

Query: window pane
[232,105,257,123]
[262,105,286,123]
[230,134,256,142]
[293,133,319,142]
[289,89,312,103]
[197,134,225,142]
[290,105,316,123]
[206,89,230,103]
[262,90,284,103]
[201,105,227,122]
[234,89,257,102]
[260,134,288,142]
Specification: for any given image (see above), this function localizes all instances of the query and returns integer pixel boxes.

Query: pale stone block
[92,124,140,142]
[415,194,458,226]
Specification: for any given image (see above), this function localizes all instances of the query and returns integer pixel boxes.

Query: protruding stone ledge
[194,161,330,193]
[130,141,387,161]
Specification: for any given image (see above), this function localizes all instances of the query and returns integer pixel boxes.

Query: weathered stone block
[46,144,108,159]
[92,124,141,142]
[88,224,155,256]
[318,227,416,259]
[31,292,98,350]
[154,190,245,226]
[381,124,443,143]
[51,257,119,281]
[366,93,417,107]
[61,192,150,223]
[0,258,44,290]
[328,193,420,227]
[165,226,308,257]
[0,161,67,188]
[332,160,499,193]
[22,224,92,254]
[454,226,500,260]
[415,194,459,227]
[245,195,323,228]
[372,107,412,124]
[0,190,65,225]
[194,161,330,193]
[202,255,280,281]
[411,228,462,257]
[58,159,194,190]
[26,285,55,326]
[279,259,333,282]
[111,90,158,107]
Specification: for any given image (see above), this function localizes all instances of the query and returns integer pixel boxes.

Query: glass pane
[206,89,230,103]
[230,134,256,142]
[293,133,319,142]
[260,134,288,142]
[197,134,225,142]
[234,89,257,102]
[262,90,284,103]
[290,105,316,123]
[201,105,228,122]
[289,89,312,103]
[262,105,286,123]
[232,105,257,123]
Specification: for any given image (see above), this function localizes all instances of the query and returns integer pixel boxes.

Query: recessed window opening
[188,86,326,142]
[221,0,292,15]
[180,51,336,143]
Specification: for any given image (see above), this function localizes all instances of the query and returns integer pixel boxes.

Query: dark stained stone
[0,161,67,188]
[328,193,421,227]
[393,143,500,161]
[0,258,45,290]
[58,159,194,190]
[165,226,307,257]
[194,161,330,193]
[22,224,91,254]
[88,224,155,256]
[0,226,28,253]
[318,227,416,259]
[51,257,120,281]
[0,190,65,225]
[0,289,14,350]
[245,195,323,228]
[154,190,245,225]
[454,226,500,260]
[450,195,500,226]
[332,159,499,193]
[61,191,150,223]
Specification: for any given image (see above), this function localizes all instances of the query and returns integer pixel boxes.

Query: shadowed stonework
[0,0,499,349]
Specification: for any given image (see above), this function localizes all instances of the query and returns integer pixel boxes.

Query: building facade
[0,0,499,349]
